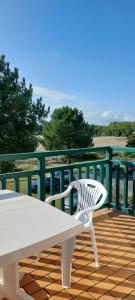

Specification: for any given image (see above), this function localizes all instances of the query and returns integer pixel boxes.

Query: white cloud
[122,113,135,122]
[33,85,135,125]
[33,85,79,101]
[33,85,94,118]
[99,110,135,125]
[101,110,119,122]
[79,110,135,125]
[101,110,113,118]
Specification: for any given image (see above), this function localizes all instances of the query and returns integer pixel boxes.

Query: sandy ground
[36,137,127,152]
[36,142,45,151]
[93,136,127,147]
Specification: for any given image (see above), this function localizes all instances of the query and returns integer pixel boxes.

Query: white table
[0,190,84,300]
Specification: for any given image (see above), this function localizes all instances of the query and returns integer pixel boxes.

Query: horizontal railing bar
[0,169,39,180]
[0,159,107,180]
[0,152,44,161]
[112,160,135,166]
[46,159,108,173]
[43,147,109,157]
[0,146,134,163]
[111,146,135,153]
[0,147,109,162]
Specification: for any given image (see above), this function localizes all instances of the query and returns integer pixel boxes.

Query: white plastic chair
[45,179,107,268]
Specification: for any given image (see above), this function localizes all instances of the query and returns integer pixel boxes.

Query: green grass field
[6,178,61,209]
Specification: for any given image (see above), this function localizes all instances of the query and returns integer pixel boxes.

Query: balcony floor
[3,210,135,300]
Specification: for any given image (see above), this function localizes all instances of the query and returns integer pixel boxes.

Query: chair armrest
[45,184,73,204]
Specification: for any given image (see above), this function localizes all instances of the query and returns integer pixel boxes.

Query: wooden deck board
[3,210,135,300]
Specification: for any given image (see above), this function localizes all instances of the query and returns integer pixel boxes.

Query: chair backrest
[70,179,107,213]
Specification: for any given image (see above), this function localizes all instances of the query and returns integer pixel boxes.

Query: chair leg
[36,253,41,262]
[90,225,99,268]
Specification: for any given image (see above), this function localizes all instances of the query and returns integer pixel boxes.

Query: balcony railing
[0,146,134,215]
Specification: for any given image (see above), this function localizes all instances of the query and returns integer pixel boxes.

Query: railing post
[14,177,19,192]
[116,164,120,209]
[60,171,65,211]
[69,168,74,215]
[133,170,135,211]
[123,165,128,209]
[37,153,45,201]
[106,147,112,206]
[50,171,55,207]
[26,176,32,196]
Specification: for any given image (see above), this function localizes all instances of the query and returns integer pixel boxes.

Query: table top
[0,190,84,267]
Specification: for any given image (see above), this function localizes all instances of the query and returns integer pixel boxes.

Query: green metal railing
[110,147,135,213]
[0,146,134,214]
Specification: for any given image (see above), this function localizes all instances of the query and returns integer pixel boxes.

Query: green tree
[0,55,49,171]
[126,134,135,147]
[101,122,135,137]
[92,125,104,136]
[41,106,94,162]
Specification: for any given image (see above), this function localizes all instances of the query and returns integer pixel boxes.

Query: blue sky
[0,0,135,124]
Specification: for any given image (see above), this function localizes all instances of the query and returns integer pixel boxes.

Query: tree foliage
[0,55,49,157]
[41,106,94,154]
[91,124,104,136]
[126,134,135,147]
[93,122,135,137]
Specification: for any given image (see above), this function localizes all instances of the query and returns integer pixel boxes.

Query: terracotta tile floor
[3,210,135,300]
